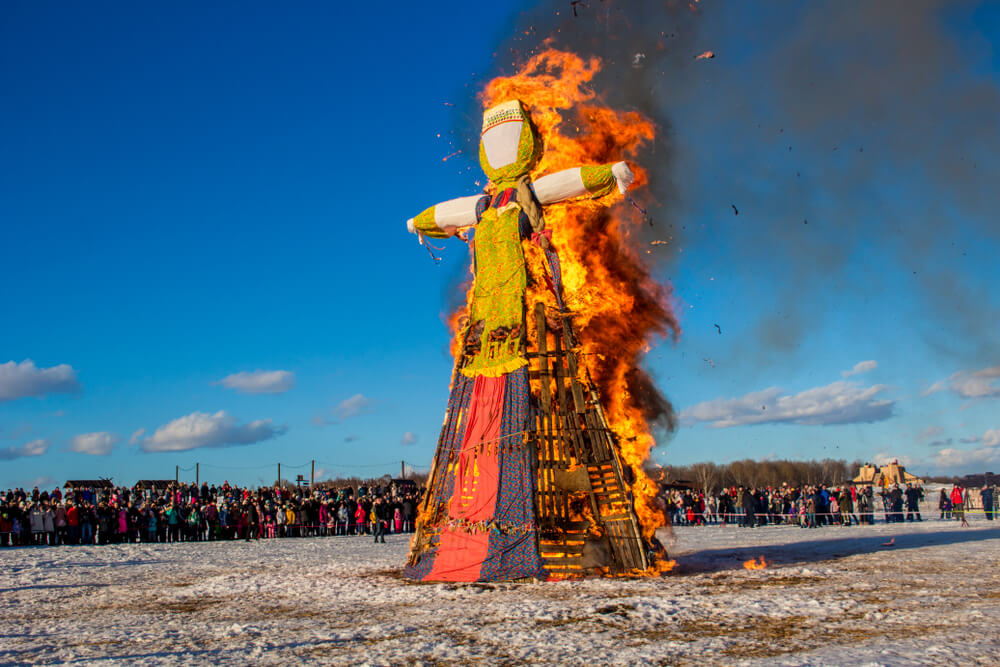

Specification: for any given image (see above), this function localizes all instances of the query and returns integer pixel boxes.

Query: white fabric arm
[612,161,634,193]
[532,168,586,205]
[434,195,484,229]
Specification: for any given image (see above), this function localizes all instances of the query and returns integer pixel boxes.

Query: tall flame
[465,50,681,548]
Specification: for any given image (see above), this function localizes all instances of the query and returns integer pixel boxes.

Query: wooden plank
[534,302,551,415]
[553,333,569,423]
[562,326,587,413]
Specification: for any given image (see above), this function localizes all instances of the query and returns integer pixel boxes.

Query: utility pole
[175,465,179,485]
[401,460,405,479]
[310,460,315,489]
[196,462,199,487]
[277,462,281,488]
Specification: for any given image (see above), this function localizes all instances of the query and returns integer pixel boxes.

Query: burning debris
[743,556,768,570]
[695,50,715,60]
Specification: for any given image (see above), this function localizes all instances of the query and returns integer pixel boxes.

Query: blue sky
[2,1,999,490]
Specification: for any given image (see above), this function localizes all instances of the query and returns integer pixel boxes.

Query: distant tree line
[649,458,866,494]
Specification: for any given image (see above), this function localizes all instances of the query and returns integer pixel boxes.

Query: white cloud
[0,439,49,461]
[217,370,295,395]
[932,427,1000,472]
[312,395,374,427]
[333,394,372,420]
[934,446,1000,470]
[841,360,878,377]
[924,365,1000,399]
[401,432,418,446]
[128,428,146,446]
[874,452,917,468]
[69,431,119,456]
[681,380,894,428]
[140,411,287,453]
[0,360,81,402]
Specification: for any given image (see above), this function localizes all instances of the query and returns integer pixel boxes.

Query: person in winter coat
[29,504,46,545]
[204,502,219,541]
[951,485,966,525]
[839,488,855,526]
[54,503,68,545]
[739,487,755,528]
[354,502,367,536]
[66,503,79,544]
[276,503,286,537]
[949,484,965,522]
[982,486,995,521]
[43,504,56,545]
[164,504,181,542]
[146,508,158,543]
[904,484,923,521]
[372,497,388,543]
[118,508,129,542]
[336,503,349,535]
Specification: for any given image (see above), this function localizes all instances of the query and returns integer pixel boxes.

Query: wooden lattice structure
[527,302,649,576]
[409,300,650,580]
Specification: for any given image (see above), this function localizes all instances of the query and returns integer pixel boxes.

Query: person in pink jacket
[118,508,129,542]
[354,503,366,536]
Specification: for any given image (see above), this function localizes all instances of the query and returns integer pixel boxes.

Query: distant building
[853,461,924,486]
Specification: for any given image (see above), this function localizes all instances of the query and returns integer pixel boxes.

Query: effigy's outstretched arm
[533,161,634,205]
[406,194,488,239]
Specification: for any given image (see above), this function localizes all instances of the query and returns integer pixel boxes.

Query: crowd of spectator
[0,481,422,548]
[4,478,997,548]
[663,482,998,527]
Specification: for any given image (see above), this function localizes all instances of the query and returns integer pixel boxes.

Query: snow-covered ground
[2,520,999,666]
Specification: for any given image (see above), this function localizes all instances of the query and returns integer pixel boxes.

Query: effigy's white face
[481,119,523,170]
[480,100,528,174]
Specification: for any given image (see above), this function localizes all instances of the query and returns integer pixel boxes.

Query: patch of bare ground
[160,598,224,613]
[362,567,406,581]
[257,605,327,619]
[719,616,949,661]
[697,573,828,594]
[533,616,590,629]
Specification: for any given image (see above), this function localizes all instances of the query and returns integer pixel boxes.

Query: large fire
[451,49,681,572]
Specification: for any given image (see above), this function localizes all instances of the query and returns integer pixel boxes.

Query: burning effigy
[403,51,678,582]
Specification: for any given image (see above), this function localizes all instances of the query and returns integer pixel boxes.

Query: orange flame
[465,49,680,573]
[695,51,715,60]
[743,556,768,570]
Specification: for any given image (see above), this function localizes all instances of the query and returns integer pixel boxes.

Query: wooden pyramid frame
[408,300,650,579]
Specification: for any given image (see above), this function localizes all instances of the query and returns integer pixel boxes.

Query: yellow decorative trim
[460,356,528,378]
